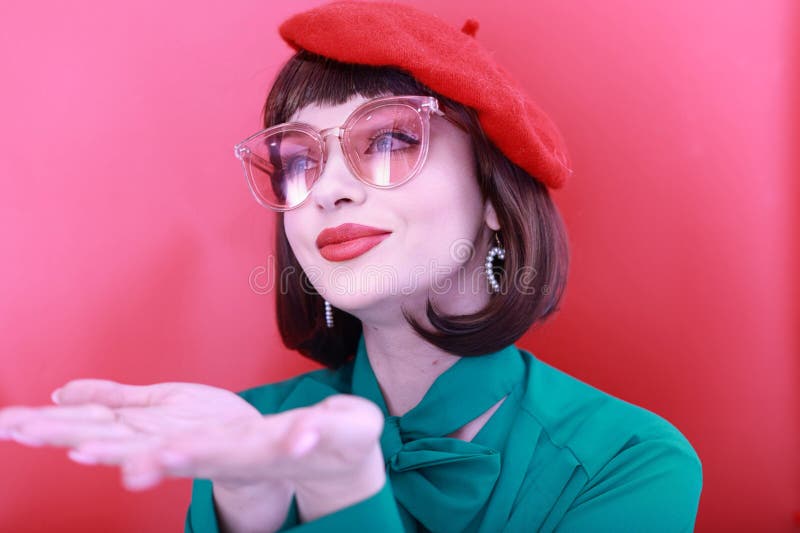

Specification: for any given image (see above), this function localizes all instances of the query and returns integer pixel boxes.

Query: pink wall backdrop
[1,0,797,531]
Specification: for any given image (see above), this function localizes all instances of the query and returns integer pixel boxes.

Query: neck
[356,276,492,417]
[360,323,461,417]
[349,225,495,416]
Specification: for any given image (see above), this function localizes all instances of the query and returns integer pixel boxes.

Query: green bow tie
[381,416,502,531]
[350,335,524,532]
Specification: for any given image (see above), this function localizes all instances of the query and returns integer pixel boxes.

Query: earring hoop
[486,231,505,293]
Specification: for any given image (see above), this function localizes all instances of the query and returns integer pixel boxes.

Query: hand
[0,380,263,489]
[0,380,385,501]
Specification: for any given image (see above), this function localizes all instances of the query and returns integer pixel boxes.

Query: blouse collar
[350,332,525,440]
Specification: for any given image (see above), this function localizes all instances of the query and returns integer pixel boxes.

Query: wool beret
[277,0,573,189]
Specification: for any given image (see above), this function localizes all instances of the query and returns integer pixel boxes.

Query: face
[283,94,500,327]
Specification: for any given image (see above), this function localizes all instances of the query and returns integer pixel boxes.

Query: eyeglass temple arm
[434,104,470,133]
[237,147,274,174]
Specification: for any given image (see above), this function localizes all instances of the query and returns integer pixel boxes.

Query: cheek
[283,215,298,251]
[416,164,483,232]
[423,131,482,208]
[283,213,311,265]
[399,183,483,269]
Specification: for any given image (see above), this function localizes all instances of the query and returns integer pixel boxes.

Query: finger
[66,435,167,491]
[1,405,116,424]
[121,452,165,491]
[70,436,160,466]
[0,404,117,436]
[0,407,38,438]
[0,406,45,437]
[54,380,160,408]
[12,419,137,448]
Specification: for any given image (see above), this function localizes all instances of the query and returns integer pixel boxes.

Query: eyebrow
[288,99,375,130]
[286,115,333,131]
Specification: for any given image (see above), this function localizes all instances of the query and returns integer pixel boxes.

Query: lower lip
[318,233,392,261]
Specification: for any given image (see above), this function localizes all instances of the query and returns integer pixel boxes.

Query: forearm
[212,479,295,533]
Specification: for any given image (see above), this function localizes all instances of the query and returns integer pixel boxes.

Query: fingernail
[291,431,319,457]
[159,451,190,467]
[51,389,62,404]
[68,450,98,465]
[10,431,44,447]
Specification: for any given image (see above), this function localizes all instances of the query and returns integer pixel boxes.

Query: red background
[0,0,797,531]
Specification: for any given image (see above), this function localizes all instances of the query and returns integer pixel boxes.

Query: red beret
[278,0,573,189]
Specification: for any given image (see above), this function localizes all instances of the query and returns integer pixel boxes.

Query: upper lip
[316,223,392,249]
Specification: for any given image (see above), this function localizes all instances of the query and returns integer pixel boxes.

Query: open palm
[0,380,260,445]
[0,379,385,493]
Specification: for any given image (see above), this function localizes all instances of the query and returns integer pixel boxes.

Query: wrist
[213,479,295,533]
[294,444,386,523]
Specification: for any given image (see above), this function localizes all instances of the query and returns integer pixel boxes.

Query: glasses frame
[233,94,468,212]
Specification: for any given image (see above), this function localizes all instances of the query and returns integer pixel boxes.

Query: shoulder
[517,348,702,482]
[235,360,354,415]
[512,349,702,530]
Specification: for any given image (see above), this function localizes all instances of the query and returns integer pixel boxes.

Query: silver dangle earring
[485,232,506,293]
[324,299,334,328]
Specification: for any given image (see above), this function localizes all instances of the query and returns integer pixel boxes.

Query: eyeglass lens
[242,103,426,210]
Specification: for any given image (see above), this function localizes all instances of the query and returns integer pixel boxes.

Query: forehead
[288,94,377,129]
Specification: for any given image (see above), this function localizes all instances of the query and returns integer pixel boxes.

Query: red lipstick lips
[316,223,392,262]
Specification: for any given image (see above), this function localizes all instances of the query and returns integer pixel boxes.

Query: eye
[285,155,318,175]
[366,129,420,154]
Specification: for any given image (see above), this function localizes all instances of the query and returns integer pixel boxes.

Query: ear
[483,198,501,231]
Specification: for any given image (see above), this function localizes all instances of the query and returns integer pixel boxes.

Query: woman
[0,2,702,532]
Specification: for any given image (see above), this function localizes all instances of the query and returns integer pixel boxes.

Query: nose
[309,132,367,211]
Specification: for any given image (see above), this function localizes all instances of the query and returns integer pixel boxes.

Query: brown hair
[262,50,570,369]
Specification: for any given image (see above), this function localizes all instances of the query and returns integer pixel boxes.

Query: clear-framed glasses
[233,94,467,211]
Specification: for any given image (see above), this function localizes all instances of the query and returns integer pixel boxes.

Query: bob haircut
[263,49,570,369]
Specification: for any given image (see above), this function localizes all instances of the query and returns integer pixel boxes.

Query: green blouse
[185,334,702,532]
